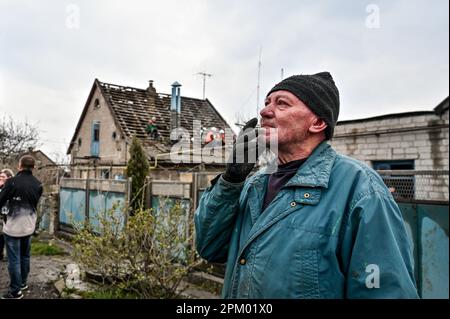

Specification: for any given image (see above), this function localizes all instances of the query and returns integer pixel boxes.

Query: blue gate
[377,170,449,299]
[59,178,129,232]
[399,202,449,299]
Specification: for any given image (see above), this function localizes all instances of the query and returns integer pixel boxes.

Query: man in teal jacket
[194,72,419,299]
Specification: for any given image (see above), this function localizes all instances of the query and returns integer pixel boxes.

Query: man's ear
[309,117,328,134]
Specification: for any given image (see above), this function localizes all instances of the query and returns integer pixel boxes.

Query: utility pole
[197,72,212,100]
[256,47,262,118]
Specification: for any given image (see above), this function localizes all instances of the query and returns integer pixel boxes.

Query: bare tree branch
[0,115,40,160]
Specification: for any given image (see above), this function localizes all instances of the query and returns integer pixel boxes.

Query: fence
[146,172,217,212]
[58,173,218,233]
[58,178,131,232]
[377,170,449,298]
[57,170,449,298]
[377,170,449,203]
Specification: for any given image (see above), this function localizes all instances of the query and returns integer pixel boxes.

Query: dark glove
[222,118,260,183]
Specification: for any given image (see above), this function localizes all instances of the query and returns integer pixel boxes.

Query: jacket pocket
[296,249,320,298]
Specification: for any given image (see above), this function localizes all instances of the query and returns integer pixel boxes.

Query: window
[373,160,415,201]
[94,99,100,109]
[91,122,100,157]
[373,160,414,170]
[101,169,110,179]
[78,137,82,147]
[93,126,100,142]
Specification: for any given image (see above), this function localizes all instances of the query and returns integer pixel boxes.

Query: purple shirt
[262,158,307,211]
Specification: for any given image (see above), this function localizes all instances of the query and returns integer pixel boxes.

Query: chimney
[170,81,182,133]
[147,80,157,95]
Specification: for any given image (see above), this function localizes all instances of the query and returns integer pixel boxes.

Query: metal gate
[378,170,449,298]
[59,178,130,231]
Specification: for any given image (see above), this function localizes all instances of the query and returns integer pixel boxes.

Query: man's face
[260,90,319,147]
[0,173,7,187]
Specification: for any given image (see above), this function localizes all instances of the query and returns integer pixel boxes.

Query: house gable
[67,80,126,164]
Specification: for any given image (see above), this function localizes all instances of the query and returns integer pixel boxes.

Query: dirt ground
[0,244,73,299]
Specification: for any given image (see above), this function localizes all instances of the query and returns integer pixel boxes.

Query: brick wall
[330,109,449,201]
[331,112,448,170]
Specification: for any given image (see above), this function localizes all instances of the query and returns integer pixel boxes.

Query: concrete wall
[148,168,218,181]
[69,162,222,184]
[37,191,59,235]
[71,165,126,180]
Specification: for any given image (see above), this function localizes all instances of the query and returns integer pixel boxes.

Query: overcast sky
[0,0,448,161]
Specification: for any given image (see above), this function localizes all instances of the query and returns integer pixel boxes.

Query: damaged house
[67,79,233,181]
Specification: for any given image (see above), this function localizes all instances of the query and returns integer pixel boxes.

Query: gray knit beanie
[266,72,340,140]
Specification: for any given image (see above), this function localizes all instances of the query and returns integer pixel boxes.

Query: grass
[62,287,78,295]
[62,284,141,299]
[80,287,139,299]
[31,240,66,256]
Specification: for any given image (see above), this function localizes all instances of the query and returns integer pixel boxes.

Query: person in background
[0,156,42,299]
[146,116,160,139]
[0,168,14,261]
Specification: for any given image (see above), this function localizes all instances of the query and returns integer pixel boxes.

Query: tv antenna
[196,72,212,100]
[256,47,262,117]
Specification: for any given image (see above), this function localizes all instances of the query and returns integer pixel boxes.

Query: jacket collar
[17,169,33,176]
[255,141,336,189]
[285,141,336,188]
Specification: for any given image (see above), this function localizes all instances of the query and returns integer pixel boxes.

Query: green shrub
[72,199,202,299]
[126,136,149,212]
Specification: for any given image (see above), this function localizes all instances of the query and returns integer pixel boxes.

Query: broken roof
[68,79,233,157]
